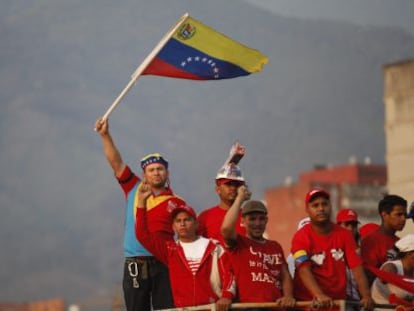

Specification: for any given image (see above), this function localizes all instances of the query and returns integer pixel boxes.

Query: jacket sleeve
[135,208,169,265]
[218,248,236,300]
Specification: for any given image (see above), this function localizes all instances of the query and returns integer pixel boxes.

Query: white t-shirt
[179,236,210,274]
[371,259,414,306]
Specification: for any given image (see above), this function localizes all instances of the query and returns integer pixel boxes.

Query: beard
[148,178,167,188]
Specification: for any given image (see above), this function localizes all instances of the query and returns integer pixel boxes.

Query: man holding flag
[95,118,185,311]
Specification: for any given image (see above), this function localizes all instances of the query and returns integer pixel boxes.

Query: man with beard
[198,142,249,245]
[336,208,362,306]
[361,194,407,285]
[291,189,374,310]
[94,118,185,311]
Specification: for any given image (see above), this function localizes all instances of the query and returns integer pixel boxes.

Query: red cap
[359,223,379,238]
[336,208,360,223]
[216,178,245,186]
[305,189,330,205]
[169,204,197,220]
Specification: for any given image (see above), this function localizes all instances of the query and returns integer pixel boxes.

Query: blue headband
[140,153,169,170]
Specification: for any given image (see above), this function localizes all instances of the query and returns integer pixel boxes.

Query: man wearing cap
[95,118,185,311]
[371,234,414,307]
[336,208,362,305]
[291,189,374,310]
[337,208,361,246]
[361,194,407,285]
[221,186,295,309]
[135,183,235,310]
[198,143,248,245]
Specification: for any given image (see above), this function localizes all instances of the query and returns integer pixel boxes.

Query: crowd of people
[95,117,414,311]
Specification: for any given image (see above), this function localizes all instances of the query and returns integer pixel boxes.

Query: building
[384,58,414,235]
[264,57,414,253]
[0,298,65,311]
[264,162,387,253]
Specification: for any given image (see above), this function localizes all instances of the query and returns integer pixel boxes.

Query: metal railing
[157,300,403,311]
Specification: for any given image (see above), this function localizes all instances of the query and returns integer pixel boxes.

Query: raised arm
[223,141,246,166]
[221,185,250,243]
[94,117,126,177]
[135,182,168,264]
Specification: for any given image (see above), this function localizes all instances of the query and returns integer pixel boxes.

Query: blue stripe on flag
[157,38,249,80]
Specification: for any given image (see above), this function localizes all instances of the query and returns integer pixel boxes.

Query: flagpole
[100,12,189,121]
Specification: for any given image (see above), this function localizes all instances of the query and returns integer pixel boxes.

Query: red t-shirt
[198,205,246,245]
[227,235,286,302]
[360,228,399,268]
[291,223,362,300]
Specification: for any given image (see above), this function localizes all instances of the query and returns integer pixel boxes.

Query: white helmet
[215,163,245,182]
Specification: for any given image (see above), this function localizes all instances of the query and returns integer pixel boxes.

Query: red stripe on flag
[143,58,208,80]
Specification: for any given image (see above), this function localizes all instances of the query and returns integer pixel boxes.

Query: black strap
[118,171,134,184]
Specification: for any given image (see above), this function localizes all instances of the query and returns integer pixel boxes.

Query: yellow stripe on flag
[172,17,268,73]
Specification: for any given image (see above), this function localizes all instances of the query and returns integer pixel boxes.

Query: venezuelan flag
[143,16,268,80]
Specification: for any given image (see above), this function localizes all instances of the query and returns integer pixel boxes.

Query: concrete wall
[384,59,414,235]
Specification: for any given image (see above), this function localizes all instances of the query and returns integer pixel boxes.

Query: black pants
[123,257,174,311]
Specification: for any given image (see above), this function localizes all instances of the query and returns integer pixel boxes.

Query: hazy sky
[243,0,414,35]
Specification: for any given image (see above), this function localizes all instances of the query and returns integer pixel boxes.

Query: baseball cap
[216,179,245,186]
[140,153,169,170]
[169,203,197,220]
[242,200,267,216]
[215,163,245,183]
[305,189,330,205]
[395,234,414,253]
[407,201,414,218]
[336,208,360,224]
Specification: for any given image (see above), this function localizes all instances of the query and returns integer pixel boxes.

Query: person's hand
[237,185,251,201]
[228,141,246,164]
[216,297,231,311]
[234,142,246,156]
[360,295,375,311]
[275,295,296,308]
[313,293,333,309]
[137,182,152,208]
[94,117,108,135]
